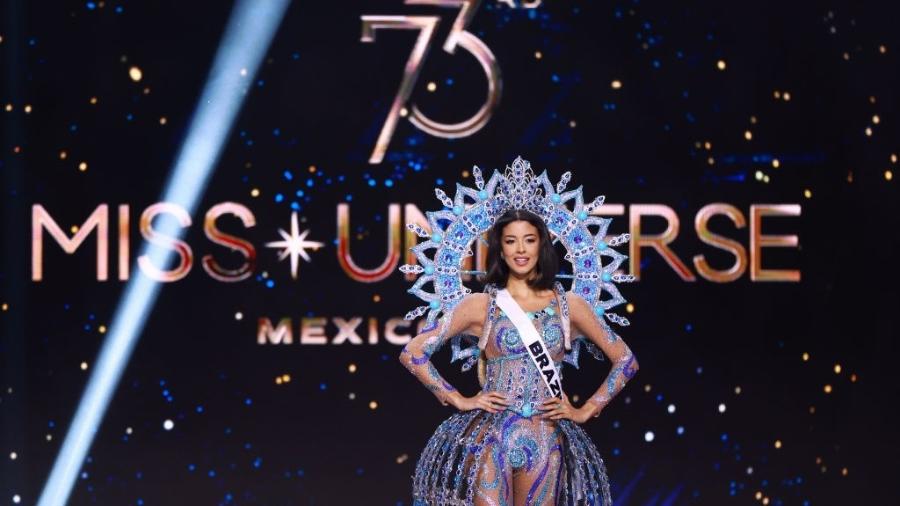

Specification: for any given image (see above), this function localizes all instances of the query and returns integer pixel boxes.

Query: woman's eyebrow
[503,234,538,239]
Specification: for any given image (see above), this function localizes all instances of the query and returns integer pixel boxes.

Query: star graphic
[265,212,324,279]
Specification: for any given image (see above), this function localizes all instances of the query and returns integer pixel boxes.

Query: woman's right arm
[399,293,510,412]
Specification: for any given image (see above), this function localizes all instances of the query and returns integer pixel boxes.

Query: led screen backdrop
[1,0,898,504]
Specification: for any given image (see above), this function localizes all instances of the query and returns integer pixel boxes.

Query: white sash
[495,289,563,399]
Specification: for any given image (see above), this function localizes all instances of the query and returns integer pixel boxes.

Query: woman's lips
[513,257,529,266]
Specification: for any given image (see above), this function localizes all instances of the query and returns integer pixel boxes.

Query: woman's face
[500,220,541,278]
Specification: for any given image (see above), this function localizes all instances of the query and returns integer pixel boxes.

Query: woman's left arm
[567,292,639,420]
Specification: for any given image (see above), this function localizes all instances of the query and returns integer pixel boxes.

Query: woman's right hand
[452,391,512,413]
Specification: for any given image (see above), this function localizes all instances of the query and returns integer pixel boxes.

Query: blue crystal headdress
[399,156,634,369]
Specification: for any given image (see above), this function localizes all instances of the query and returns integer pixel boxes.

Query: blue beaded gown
[400,283,638,505]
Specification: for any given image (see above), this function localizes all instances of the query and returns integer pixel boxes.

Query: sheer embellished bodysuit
[400,285,638,506]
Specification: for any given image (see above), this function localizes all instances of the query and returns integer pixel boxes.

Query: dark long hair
[480,209,558,290]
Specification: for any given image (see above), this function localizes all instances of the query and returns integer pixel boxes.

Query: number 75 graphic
[361,0,502,164]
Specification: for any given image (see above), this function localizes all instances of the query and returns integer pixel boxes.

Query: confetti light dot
[755,492,763,500]
[754,170,764,181]
[842,467,849,476]
[824,384,832,394]
[667,404,675,414]
[864,127,873,137]
[368,401,378,410]
[891,153,897,163]
[59,150,67,160]
[718,403,726,413]
[610,79,622,89]
[763,175,770,183]
[734,386,742,394]
[282,374,291,383]
[78,162,88,172]
[534,50,542,59]
[163,419,174,430]
[643,384,651,392]
[707,156,715,165]
[803,189,812,199]
[126,427,133,435]
[98,325,106,333]
[1,303,7,311]
[399,107,408,117]
[879,45,887,54]
[703,141,712,150]
[872,114,880,124]
[771,158,780,168]
[396,454,409,464]
[850,373,858,382]
[9,452,16,460]
[80,361,88,370]
[644,431,654,442]
[24,104,32,114]
[762,498,770,505]
[159,117,167,125]
[716,59,726,70]
[235,312,243,320]
[746,466,753,475]
[625,303,634,313]
[275,376,283,385]
[4,103,12,112]
[70,225,79,234]
[426,81,437,92]
[774,439,782,449]
[802,352,810,361]
[348,363,357,373]
[128,66,143,82]
[809,405,816,414]
[348,392,356,400]
[886,170,893,181]
[744,130,753,141]
[45,434,52,441]
[783,91,792,101]
[240,68,248,77]
[13,495,21,504]
[89,96,98,105]
[250,188,260,197]
[372,294,381,302]
[834,363,842,374]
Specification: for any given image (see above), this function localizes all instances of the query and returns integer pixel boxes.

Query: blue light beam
[37,1,291,504]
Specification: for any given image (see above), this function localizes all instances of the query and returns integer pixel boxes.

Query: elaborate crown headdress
[400,156,634,369]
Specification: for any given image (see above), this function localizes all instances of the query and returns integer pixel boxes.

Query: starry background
[2,0,899,505]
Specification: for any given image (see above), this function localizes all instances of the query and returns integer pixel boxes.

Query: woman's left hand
[539,394,592,424]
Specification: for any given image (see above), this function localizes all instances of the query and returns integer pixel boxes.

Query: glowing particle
[396,454,409,464]
[275,376,283,385]
[1,303,7,311]
[235,312,243,320]
[734,386,742,394]
[802,352,810,361]
[534,50,542,59]
[625,303,634,313]
[834,363,842,374]
[718,403,726,413]
[703,141,711,150]
[842,467,849,476]
[611,79,622,89]
[762,498,770,505]
[879,45,887,54]
[90,96,98,105]
[348,363,357,373]
[45,434,52,441]
[13,495,21,504]
[746,466,753,475]
[865,127,873,137]
[643,431,655,442]
[774,439,782,449]
[80,362,88,370]
[9,452,17,460]
[869,95,877,104]
[754,170,764,181]
[847,171,854,183]
[282,374,290,383]
[4,103,12,112]
[850,373,858,382]
[872,114,880,124]
[824,384,832,394]
[771,158,780,168]
[372,294,381,302]
[98,325,106,334]
[809,405,816,414]
[707,156,715,165]
[78,162,88,172]
[744,130,753,141]
[368,401,378,410]
[773,90,781,99]
[348,392,356,400]
[59,150,67,160]
[755,491,763,500]
[803,189,812,199]
[70,225,79,234]
[426,81,437,92]
[159,117,167,125]
[128,66,143,82]
[763,174,770,183]
[716,59,726,70]
[643,384,651,392]
[143,87,151,95]
[240,68,248,77]
[399,107,409,117]
[783,91,792,101]
[891,153,897,163]
[750,115,757,124]
[126,427,133,435]
[250,188,260,197]
[886,170,893,181]
[569,120,577,128]
[163,419,174,430]
[24,104,32,114]
[666,404,675,414]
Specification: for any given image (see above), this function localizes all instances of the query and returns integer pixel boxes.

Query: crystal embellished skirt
[411,409,612,505]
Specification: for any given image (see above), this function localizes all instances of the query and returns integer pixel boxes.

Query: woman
[400,208,639,505]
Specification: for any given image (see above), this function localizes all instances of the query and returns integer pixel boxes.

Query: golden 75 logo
[361,0,507,164]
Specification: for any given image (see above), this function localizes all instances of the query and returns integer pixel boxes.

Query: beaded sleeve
[566,292,640,417]
[399,293,488,405]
